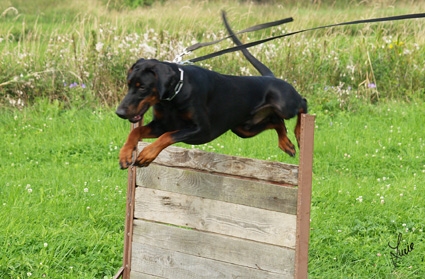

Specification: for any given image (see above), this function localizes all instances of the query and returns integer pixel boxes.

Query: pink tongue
[132,115,142,122]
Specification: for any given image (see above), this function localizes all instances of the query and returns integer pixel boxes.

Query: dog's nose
[115,108,127,119]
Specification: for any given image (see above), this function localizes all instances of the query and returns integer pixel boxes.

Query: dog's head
[116,59,179,123]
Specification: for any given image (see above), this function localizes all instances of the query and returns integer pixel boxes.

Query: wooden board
[130,242,293,279]
[134,187,297,248]
[137,164,298,215]
[132,220,295,275]
[131,155,299,278]
[115,114,315,279]
[138,142,299,185]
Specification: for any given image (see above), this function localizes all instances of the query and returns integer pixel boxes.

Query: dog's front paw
[132,144,161,167]
[119,145,135,169]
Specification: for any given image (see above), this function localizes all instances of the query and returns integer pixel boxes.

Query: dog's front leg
[134,124,210,167]
[133,111,212,167]
[137,121,213,167]
[119,125,160,169]
[134,131,177,167]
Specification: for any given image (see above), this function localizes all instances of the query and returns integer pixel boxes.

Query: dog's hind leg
[232,115,296,157]
[293,99,308,147]
[273,121,296,157]
[294,112,303,148]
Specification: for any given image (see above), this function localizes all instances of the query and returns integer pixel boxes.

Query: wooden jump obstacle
[114,114,315,279]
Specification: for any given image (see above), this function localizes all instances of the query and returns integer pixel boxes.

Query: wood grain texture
[130,271,164,279]
[137,142,299,185]
[134,187,297,248]
[130,242,293,279]
[136,164,298,215]
[295,114,315,279]
[132,219,295,275]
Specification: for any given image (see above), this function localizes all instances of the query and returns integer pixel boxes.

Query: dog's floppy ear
[127,58,145,77]
[151,63,178,100]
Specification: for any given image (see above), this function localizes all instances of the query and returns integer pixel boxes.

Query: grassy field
[1,98,424,278]
[1,0,425,278]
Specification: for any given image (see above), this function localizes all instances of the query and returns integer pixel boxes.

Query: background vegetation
[0,0,424,278]
[1,0,424,108]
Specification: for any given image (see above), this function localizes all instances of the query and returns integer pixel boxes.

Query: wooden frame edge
[294,114,315,279]
[117,122,140,279]
[112,266,124,279]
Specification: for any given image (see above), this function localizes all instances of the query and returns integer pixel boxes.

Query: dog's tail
[222,11,274,77]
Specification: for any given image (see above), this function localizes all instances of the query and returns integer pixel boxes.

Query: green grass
[1,100,424,278]
[1,0,425,278]
[0,101,129,278]
[309,102,425,278]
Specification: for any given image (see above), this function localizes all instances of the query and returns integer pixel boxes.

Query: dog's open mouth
[129,104,150,123]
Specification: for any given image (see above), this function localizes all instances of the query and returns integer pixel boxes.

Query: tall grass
[1,0,424,108]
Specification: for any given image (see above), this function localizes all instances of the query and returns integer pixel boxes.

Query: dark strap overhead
[187,12,425,63]
[185,16,294,53]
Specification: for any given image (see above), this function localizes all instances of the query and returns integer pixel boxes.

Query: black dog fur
[116,14,307,169]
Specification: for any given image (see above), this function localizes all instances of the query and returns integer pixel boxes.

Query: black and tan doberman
[116,13,307,169]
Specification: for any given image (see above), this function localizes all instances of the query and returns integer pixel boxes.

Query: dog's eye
[135,82,145,90]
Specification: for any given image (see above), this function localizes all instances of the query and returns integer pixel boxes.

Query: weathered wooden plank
[295,114,315,279]
[137,142,298,185]
[132,219,295,275]
[130,271,164,279]
[136,164,298,215]
[122,155,138,279]
[131,242,293,279]
[134,187,296,248]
